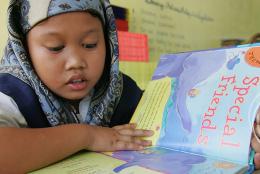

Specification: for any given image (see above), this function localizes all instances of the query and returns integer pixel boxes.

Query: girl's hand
[252,109,260,170]
[252,136,260,169]
[85,123,154,152]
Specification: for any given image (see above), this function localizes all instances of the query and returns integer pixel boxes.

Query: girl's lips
[66,74,88,90]
[67,80,87,91]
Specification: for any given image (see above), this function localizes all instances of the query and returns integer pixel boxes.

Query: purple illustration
[111,147,206,174]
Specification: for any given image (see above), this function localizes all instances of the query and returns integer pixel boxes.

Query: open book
[31,44,260,174]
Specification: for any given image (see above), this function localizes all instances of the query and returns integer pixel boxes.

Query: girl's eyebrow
[40,28,99,37]
[82,29,99,37]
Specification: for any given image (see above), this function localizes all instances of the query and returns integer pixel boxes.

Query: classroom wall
[0,1,259,59]
[0,1,8,58]
[252,0,260,35]
[111,0,260,61]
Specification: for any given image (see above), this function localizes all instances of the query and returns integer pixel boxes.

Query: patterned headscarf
[0,0,123,127]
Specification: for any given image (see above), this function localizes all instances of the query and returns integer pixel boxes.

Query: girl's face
[27,12,106,100]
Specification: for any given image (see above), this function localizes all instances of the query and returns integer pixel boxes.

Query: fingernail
[255,153,260,160]
[254,153,260,169]
[138,146,144,150]
[147,140,153,146]
[130,123,137,127]
[146,130,154,136]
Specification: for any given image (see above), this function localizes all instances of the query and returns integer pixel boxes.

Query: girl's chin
[60,92,90,101]
[66,95,88,100]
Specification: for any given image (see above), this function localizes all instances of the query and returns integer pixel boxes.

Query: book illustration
[227,53,240,69]
[245,46,260,67]
[111,147,205,173]
[110,147,246,174]
[152,50,227,133]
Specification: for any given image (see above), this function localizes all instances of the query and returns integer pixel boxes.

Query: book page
[30,152,161,174]
[130,77,172,143]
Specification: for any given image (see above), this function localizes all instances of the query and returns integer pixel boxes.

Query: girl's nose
[65,48,86,70]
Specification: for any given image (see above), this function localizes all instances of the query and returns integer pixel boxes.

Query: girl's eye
[82,43,97,49]
[48,45,64,52]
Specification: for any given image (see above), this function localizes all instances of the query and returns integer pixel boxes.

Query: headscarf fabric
[0,0,123,127]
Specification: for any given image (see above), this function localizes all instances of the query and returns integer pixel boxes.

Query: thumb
[254,153,260,170]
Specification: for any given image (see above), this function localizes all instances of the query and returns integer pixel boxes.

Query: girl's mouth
[67,79,87,91]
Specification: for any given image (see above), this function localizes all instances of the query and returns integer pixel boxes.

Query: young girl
[0,0,153,173]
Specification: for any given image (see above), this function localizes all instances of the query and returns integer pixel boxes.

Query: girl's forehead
[37,12,100,27]
[21,0,105,34]
[30,12,104,38]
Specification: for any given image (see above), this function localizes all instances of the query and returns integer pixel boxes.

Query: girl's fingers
[113,123,137,130]
[117,128,154,137]
[255,153,260,170]
[252,136,260,152]
[256,124,260,138]
[115,141,144,151]
[117,135,153,146]
[113,123,154,137]
[115,140,152,151]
